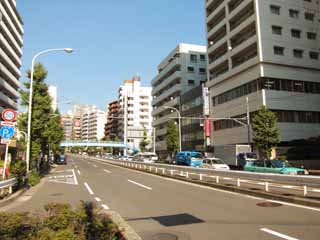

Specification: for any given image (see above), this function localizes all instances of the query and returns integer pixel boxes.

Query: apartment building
[205,0,320,145]
[48,85,57,111]
[61,113,73,140]
[0,0,24,112]
[104,100,120,140]
[81,107,106,141]
[118,76,152,149]
[72,104,95,140]
[152,44,207,157]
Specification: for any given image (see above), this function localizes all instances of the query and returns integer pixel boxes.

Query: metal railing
[0,178,17,194]
[81,155,320,198]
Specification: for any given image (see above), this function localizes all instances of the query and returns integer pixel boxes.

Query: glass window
[187,66,195,72]
[293,49,303,58]
[200,54,206,61]
[309,51,319,60]
[199,68,206,74]
[274,46,284,55]
[270,5,280,15]
[289,9,299,18]
[272,25,282,35]
[291,29,301,38]
[188,80,195,85]
[281,79,293,91]
[190,54,197,62]
[293,81,304,92]
[307,32,317,40]
[305,12,314,21]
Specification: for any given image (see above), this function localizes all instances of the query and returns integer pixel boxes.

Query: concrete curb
[102,210,142,240]
[116,164,320,208]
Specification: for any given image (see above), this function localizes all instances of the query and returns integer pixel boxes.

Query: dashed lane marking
[95,197,101,202]
[261,228,299,240]
[103,169,111,173]
[101,204,110,210]
[84,182,94,195]
[128,179,152,190]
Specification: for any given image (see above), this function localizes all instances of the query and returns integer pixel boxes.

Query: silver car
[202,157,230,170]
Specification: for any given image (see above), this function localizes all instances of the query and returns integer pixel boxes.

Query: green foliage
[10,161,27,188]
[252,106,280,160]
[19,63,64,173]
[139,128,150,152]
[166,120,179,158]
[27,170,41,186]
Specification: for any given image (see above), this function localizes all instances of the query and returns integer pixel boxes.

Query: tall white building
[118,76,152,150]
[61,112,73,140]
[48,85,57,111]
[0,0,24,112]
[81,107,106,141]
[152,43,207,157]
[205,0,320,145]
[72,104,95,140]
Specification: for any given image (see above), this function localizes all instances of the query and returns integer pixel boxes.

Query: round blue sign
[0,126,15,139]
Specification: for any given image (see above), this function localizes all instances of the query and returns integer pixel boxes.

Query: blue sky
[18,1,206,113]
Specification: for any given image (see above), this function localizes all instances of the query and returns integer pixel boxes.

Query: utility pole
[246,96,251,146]
[123,94,127,156]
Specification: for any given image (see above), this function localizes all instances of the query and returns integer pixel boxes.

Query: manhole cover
[257,201,282,207]
[152,233,178,240]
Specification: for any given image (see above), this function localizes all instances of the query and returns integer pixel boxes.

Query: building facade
[81,107,106,141]
[118,76,153,150]
[61,113,73,140]
[0,0,24,112]
[72,104,95,140]
[152,43,207,157]
[205,0,320,145]
[105,100,120,140]
[48,85,57,111]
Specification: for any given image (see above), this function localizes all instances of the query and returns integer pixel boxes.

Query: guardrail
[79,155,320,198]
[0,178,17,194]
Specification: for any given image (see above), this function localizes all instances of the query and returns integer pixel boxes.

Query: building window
[293,49,303,58]
[307,32,317,40]
[274,46,284,55]
[270,5,280,15]
[310,51,319,60]
[187,66,195,72]
[305,12,314,21]
[291,29,301,38]
[190,54,197,62]
[188,80,195,85]
[199,68,206,74]
[272,25,282,35]
[200,54,206,61]
[289,9,299,18]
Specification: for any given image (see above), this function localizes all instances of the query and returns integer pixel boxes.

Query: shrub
[27,170,41,186]
[10,161,27,189]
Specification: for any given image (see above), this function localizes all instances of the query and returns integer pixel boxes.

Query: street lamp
[163,106,182,152]
[26,48,73,172]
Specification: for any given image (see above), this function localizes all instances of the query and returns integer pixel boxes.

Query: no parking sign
[2,109,17,122]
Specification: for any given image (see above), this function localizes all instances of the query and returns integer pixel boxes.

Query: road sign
[1,109,17,122]
[1,121,14,126]
[1,139,10,144]
[0,126,15,139]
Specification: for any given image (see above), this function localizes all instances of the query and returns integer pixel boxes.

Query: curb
[109,162,320,208]
[102,210,142,240]
[0,187,28,208]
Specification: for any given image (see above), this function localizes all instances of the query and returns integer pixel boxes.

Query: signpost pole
[2,142,9,180]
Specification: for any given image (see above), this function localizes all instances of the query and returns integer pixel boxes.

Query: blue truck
[175,151,204,167]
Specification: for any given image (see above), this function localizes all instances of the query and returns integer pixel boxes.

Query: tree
[19,63,64,172]
[252,106,280,160]
[139,128,150,152]
[166,120,179,159]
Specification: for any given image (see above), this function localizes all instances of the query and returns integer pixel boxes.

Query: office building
[72,104,95,140]
[81,107,106,141]
[0,0,24,112]
[105,100,120,140]
[118,76,153,150]
[205,0,320,145]
[152,43,207,157]
[61,113,73,140]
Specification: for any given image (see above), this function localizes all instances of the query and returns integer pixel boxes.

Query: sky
[17,0,206,113]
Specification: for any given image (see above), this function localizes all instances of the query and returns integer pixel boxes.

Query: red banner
[205,119,211,137]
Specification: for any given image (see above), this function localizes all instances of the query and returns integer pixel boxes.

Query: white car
[202,157,230,170]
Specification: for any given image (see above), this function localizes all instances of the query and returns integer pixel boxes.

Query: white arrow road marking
[84,182,94,195]
[103,169,111,173]
[95,197,101,202]
[128,179,152,190]
[101,204,110,210]
[261,228,299,240]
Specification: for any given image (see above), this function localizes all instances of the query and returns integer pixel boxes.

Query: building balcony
[0,62,19,88]
[3,0,24,34]
[153,112,178,127]
[0,77,19,98]
[0,48,20,77]
[0,34,21,67]
[206,3,225,32]
[0,18,22,56]
[0,91,17,109]
[152,83,181,106]
[152,70,181,96]
[152,97,180,116]
[151,58,181,86]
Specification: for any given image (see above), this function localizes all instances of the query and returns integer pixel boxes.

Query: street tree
[139,128,150,152]
[252,106,280,160]
[166,120,179,159]
[19,63,64,172]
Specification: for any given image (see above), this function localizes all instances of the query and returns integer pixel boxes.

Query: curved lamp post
[26,48,73,172]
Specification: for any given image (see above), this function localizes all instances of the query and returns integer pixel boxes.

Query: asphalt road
[5,155,320,240]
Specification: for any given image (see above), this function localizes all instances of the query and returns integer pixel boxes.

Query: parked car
[175,151,203,167]
[201,157,230,170]
[244,159,309,175]
[55,154,67,165]
[133,152,158,163]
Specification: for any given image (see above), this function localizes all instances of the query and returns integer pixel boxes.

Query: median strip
[261,228,299,240]
[128,180,152,190]
[84,182,94,195]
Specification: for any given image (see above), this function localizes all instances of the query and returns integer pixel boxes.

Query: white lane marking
[72,169,78,185]
[103,169,111,173]
[95,197,101,202]
[281,185,295,189]
[84,182,94,195]
[128,179,152,190]
[223,177,232,180]
[261,228,299,240]
[311,189,320,193]
[77,170,81,175]
[79,157,320,212]
[101,204,110,210]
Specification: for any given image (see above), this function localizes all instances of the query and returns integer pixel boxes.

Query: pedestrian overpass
[60,140,133,149]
